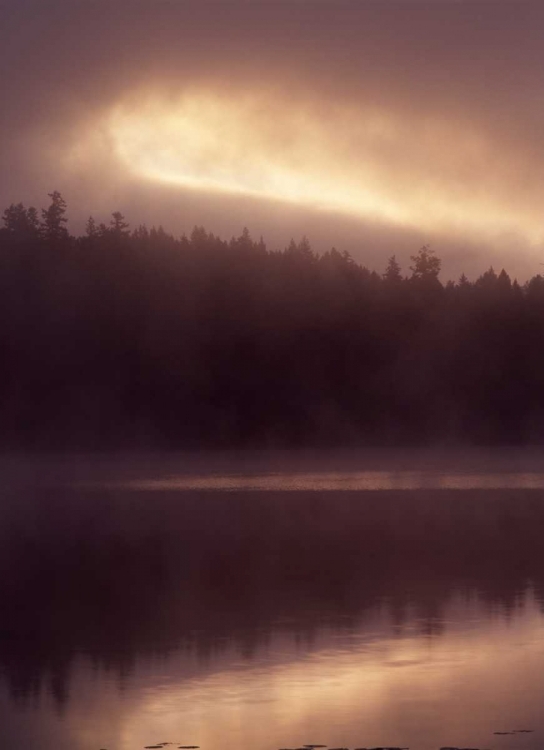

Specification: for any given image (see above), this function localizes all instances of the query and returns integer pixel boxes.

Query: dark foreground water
[2,449,544,750]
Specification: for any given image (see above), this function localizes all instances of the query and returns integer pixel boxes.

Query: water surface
[2,449,544,750]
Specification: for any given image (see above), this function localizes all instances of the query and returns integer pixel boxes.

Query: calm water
[2,449,544,750]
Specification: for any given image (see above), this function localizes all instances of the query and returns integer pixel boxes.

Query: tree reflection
[1,486,544,706]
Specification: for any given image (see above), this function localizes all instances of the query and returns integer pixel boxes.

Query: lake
[2,448,544,750]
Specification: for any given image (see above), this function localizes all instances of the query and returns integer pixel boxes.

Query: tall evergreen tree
[383,254,402,283]
[41,191,68,242]
[110,211,130,238]
[85,216,98,238]
[2,203,40,239]
[409,244,441,280]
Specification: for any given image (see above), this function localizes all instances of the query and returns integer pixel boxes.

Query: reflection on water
[119,470,544,490]
[2,452,544,750]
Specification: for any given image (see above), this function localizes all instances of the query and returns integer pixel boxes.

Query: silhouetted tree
[85,216,98,238]
[110,211,130,238]
[476,266,498,290]
[458,272,470,288]
[2,192,544,448]
[2,203,40,239]
[409,244,441,280]
[40,191,68,242]
[383,254,402,283]
[132,224,149,240]
[497,268,512,293]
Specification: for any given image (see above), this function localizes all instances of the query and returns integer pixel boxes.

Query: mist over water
[5,3,544,747]
[2,450,544,749]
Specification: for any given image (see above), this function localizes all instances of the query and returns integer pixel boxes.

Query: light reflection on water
[122,595,544,750]
[121,470,544,491]
[5,593,543,750]
[2,452,544,750]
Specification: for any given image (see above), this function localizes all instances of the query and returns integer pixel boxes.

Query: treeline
[2,192,544,448]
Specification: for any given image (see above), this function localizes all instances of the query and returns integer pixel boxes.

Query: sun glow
[108,93,408,224]
[100,90,544,243]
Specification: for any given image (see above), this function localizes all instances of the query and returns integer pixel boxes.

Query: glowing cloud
[107,92,407,224]
[77,88,544,246]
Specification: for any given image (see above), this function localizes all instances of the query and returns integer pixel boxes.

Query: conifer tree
[383,254,402,283]
[86,216,98,238]
[41,191,68,242]
[2,203,40,238]
[409,244,441,280]
[110,212,130,238]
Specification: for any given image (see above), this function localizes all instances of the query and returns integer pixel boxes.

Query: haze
[2,0,544,279]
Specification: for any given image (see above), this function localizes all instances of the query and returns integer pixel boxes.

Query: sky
[2,0,544,280]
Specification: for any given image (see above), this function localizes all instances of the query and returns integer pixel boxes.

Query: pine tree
[110,211,130,238]
[383,254,402,283]
[2,203,40,238]
[409,244,441,280]
[85,216,98,238]
[41,191,68,242]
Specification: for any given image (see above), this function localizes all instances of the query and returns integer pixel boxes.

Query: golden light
[70,88,544,246]
[67,593,544,750]
[107,92,407,224]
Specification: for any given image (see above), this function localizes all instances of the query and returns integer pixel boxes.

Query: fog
[2,1,544,279]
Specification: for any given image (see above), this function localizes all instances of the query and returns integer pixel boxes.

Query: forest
[2,191,544,449]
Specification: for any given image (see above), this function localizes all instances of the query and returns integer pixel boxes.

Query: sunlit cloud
[5,1,544,279]
[105,92,407,225]
[92,89,544,246]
